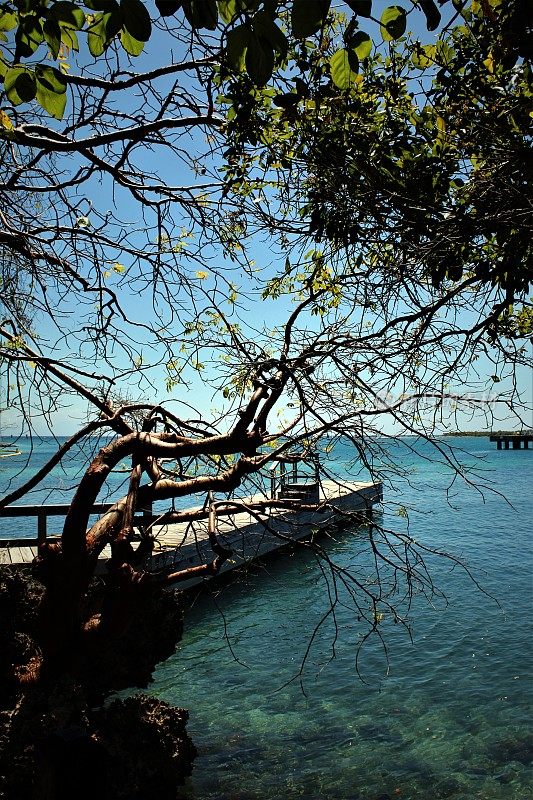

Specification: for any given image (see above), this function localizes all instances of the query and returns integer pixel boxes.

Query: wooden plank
[17,546,35,564]
[8,547,23,564]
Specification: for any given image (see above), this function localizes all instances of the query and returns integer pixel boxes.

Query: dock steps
[278,482,319,501]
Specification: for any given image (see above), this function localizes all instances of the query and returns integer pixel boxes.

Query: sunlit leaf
[4,67,36,105]
[330,48,358,90]
[51,2,86,29]
[380,5,407,41]
[218,0,238,24]
[35,65,67,94]
[35,83,66,119]
[0,11,17,32]
[411,42,436,68]
[350,30,371,60]
[60,26,79,50]
[87,15,108,56]
[120,27,144,55]
[43,20,62,59]
[0,109,13,130]
[15,14,44,58]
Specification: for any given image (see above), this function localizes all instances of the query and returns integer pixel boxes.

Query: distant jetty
[489,430,532,450]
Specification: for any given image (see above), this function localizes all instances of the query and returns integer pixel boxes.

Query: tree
[0,2,532,798]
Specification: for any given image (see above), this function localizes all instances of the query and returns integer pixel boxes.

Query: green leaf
[84,0,117,9]
[15,15,43,57]
[291,0,331,39]
[51,2,86,29]
[120,27,144,55]
[60,26,79,50]
[35,64,67,93]
[380,5,407,41]
[87,9,122,55]
[35,65,67,119]
[411,42,435,68]
[182,0,218,30]
[226,24,249,71]
[246,32,274,85]
[435,39,455,66]
[253,10,288,57]
[330,48,358,90]
[0,11,18,32]
[418,0,441,31]
[121,0,151,42]
[218,0,238,23]
[350,30,371,60]
[87,14,108,56]
[43,20,62,59]
[4,67,36,105]
[345,0,371,15]
[0,109,13,129]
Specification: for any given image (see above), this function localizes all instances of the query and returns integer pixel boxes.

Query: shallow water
[149,437,532,800]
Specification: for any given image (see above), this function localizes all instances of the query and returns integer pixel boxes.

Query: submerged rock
[487,732,533,767]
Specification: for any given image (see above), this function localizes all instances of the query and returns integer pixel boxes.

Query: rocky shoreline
[0,567,196,800]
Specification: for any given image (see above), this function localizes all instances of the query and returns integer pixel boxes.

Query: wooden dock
[0,480,382,588]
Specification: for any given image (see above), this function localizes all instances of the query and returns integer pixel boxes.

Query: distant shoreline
[441,430,528,437]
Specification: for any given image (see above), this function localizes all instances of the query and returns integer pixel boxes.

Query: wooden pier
[0,480,382,588]
[489,431,532,450]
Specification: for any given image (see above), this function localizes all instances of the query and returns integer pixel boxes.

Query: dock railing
[0,501,153,547]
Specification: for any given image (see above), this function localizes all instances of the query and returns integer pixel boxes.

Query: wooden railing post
[142,500,153,530]
[37,509,47,547]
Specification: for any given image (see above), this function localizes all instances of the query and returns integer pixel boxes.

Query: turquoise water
[1,436,532,798]
[148,437,532,800]
[0,435,207,538]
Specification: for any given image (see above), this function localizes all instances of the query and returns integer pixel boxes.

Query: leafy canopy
[2,0,530,119]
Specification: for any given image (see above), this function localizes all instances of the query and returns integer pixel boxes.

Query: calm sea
[1,436,532,799]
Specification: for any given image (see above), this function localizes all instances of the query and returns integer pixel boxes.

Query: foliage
[2,0,529,118]
[217,1,532,316]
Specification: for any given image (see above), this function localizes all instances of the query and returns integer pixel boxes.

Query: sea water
[1,436,532,798]
[151,437,532,800]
